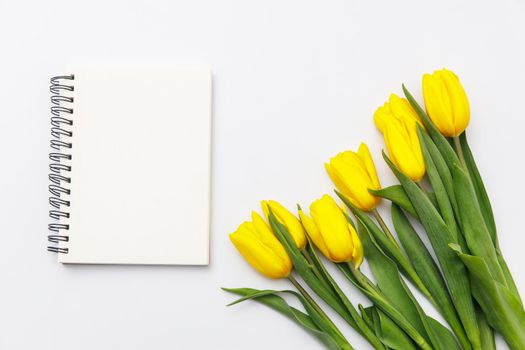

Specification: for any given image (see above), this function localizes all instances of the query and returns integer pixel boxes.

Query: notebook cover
[54,66,211,265]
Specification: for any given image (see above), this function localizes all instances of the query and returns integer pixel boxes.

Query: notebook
[48,66,212,265]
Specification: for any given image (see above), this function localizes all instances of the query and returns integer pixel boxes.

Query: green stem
[416,181,431,201]
[346,264,434,350]
[288,275,354,350]
[453,136,467,168]
[302,249,326,284]
[416,181,439,209]
[346,262,379,295]
[372,209,400,249]
[308,251,385,350]
[288,274,332,324]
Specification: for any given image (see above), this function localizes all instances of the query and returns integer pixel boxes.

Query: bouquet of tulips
[223,69,525,350]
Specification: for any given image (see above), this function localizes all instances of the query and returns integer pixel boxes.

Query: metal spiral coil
[48,75,74,254]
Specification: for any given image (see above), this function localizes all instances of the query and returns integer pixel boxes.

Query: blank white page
[58,66,212,265]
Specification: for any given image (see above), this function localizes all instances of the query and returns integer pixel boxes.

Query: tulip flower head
[299,195,363,267]
[325,143,381,212]
[261,200,307,250]
[422,68,470,137]
[374,94,426,181]
[229,211,293,279]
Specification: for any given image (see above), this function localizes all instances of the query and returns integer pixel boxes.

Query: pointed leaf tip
[448,243,462,253]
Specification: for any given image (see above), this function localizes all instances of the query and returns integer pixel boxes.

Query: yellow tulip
[299,195,363,267]
[374,94,426,181]
[229,211,293,279]
[422,68,470,137]
[261,200,307,249]
[325,143,381,212]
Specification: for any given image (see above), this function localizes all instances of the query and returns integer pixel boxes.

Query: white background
[1,0,524,349]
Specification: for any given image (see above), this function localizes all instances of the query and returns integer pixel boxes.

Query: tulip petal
[266,200,307,249]
[331,163,378,211]
[310,195,354,263]
[389,94,424,128]
[423,73,456,136]
[251,211,292,268]
[357,143,381,189]
[325,163,356,203]
[326,160,360,207]
[261,200,270,218]
[373,102,392,133]
[406,123,425,169]
[349,224,363,268]
[374,94,426,181]
[230,222,292,279]
[440,69,470,136]
[384,122,425,181]
[298,209,331,259]
[422,69,470,137]
[328,150,380,211]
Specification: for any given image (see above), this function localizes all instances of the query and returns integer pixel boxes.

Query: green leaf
[450,245,525,350]
[419,127,461,243]
[418,127,471,257]
[304,240,386,350]
[336,192,432,302]
[425,317,462,350]
[370,307,382,343]
[368,185,417,218]
[337,262,433,350]
[356,220,428,340]
[383,151,481,350]
[391,204,471,350]
[459,132,497,244]
[355,219,435,350]
[359,218,462,350]
[223,287,343,350]
[402,85,461,171]
[460,133,522,305]
[412,297,462,350]
[375,307,418,350]
[452,164,507,286]
[360,304,410,350]
[359,305,375,333]
[497,250,523,306]
[476,304,496,350]
[424,190,439,209]
[418,126,460,218]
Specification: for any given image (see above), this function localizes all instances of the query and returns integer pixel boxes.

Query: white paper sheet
[57,66,211,265]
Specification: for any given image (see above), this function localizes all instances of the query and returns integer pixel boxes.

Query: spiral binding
[48,75,75,254]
